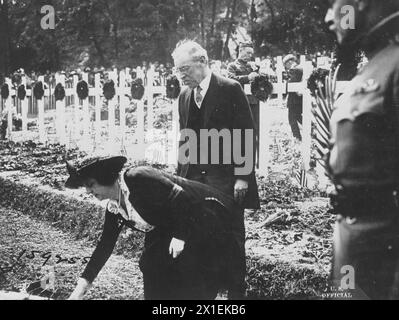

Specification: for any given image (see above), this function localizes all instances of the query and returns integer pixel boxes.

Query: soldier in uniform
[325,0,399,299]
[227,42,260,167]
[283,54,304,142]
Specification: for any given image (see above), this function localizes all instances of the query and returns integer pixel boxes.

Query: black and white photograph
[0,0,399,303]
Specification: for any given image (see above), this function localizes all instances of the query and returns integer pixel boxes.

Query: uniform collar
[361,11,399,57]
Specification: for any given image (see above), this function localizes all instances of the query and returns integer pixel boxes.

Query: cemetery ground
[0,102,334,300]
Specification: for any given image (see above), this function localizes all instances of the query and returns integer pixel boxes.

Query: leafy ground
[0,207,143,300]
[0,102,334,299]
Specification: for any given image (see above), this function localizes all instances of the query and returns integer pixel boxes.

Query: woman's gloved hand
[169,238,185,259]
[68,278,92,300]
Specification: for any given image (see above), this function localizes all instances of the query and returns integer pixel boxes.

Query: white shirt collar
[198,71,212,93]
[194,71,212,108]
[107,170,155,233]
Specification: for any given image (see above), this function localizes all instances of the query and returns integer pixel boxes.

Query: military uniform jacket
[328,36,399,189]
[227,59,259,105]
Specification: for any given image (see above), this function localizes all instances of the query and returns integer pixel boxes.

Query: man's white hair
[172,40,208,63]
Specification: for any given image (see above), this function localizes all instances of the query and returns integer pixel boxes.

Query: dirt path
[0,207,144,300]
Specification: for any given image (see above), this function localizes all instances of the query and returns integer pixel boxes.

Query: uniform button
[201,171,207,175]
[336,185,344,191]
[346,217,357,225]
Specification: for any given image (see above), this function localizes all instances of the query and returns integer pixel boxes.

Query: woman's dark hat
[65,156,127,189]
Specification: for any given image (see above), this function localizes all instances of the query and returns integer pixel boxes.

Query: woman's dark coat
[81,167,239,300]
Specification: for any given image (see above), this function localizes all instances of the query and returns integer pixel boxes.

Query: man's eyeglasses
[173,65,193,75]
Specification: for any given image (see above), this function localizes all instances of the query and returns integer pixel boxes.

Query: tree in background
[0,0,338,73]
[249,0,336,56]
[0,0,11,77]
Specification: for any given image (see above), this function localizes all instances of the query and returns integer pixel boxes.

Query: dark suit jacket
[287,67,304,108]
[177,73,260,209]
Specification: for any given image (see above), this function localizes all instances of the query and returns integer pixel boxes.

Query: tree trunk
[0,0,11,76]
[209,0,217,38]
[207,0,218,56]
[199,0,205,45]
[88,1,106,66]
[222,0,238,60]
[91,36,107,67]
[113,22,119,60]
[264,0,275,25]
[102,0,119,61]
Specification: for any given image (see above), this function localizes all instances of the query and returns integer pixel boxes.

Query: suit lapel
[202,73,219,126]
[182,73,219,128]
[183,87,193,128]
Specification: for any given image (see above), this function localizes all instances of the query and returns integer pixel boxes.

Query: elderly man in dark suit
[172,40,260,299]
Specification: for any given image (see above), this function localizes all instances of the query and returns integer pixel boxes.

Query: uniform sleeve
[394,68,399,139]
[126,168,197,242]
[227,63,250,87]
[231,81,257,181]
[81,210,122,283]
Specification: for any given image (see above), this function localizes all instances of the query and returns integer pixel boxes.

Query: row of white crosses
[2,66,179,163]
[253,55,314,176]
[2,55,346,177]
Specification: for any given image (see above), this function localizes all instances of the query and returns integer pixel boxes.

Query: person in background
[220,61,229,77]
[283,54,303,142]
[165,62,173,75]
[154,61,160,72]
[325,0,399,299]
[209,60,222,75]
[227,42,261,168]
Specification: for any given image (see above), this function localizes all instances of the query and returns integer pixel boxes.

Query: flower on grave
[77,80,89,100]
[18,85,27,100]
[33,81,45,100]
[103,80,116,100]
[54,83,66,101]
[166,75,181,100]
[251,75,273,102]
[131,78,145,100]
[307,68,330,97]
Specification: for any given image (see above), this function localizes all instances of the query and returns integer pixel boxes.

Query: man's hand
[68,278,91,300]
[169,238,185,259]
[248,72,258,82]
[234,179,249,205]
